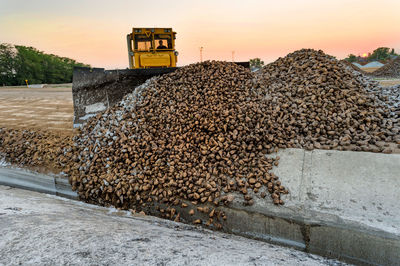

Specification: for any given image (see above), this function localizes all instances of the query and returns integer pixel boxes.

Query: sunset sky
[1,0,399,69]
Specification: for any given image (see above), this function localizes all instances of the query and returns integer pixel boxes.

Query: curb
[0,167,77,199]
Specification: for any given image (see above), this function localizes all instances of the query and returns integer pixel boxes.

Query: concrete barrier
[0,149,399,264]
[221,149,400,265]
[0,167,77,199]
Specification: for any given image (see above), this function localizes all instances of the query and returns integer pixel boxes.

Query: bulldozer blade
[72,67,178,126]
[72,62,249,127]
[234,61,250,68]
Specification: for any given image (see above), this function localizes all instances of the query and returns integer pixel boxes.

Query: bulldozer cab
[127,28,178,69]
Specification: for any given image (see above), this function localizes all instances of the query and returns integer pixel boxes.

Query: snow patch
[85,102,107,113]
[0,153,10,167]
[79,113,97,121]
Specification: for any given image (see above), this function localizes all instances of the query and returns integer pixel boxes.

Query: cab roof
[132,28,176,34]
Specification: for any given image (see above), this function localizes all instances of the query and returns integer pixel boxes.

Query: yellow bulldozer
[72,27,248,127]
[127,27,178,68]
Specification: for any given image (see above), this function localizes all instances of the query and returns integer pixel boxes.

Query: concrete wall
[224,149,400,265]
[0,167,77,199]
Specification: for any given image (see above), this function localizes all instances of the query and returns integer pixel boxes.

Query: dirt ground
[378,79,400,87]
[0,85,73,135]
[361,67,381,73]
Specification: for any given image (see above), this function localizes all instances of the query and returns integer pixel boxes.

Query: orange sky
[1,0,399,69]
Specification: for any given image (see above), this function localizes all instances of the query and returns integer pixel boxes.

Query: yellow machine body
[127,28,177,69]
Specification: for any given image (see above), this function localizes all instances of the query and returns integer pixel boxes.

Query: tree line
[345,47,398,63]
[0,43,90,86]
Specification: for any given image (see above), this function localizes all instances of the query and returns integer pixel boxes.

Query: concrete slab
[225,149,400,265]
[238,148,400,235]
[306,149,400,235]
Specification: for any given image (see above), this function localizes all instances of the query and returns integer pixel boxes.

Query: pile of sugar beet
[0,129,74,172]
[372,57,400,78]
[2,49,398,227]
[59,49,399,226]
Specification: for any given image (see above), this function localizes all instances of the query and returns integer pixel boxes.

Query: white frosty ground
[0,185,346,266]
[0,153,9,167]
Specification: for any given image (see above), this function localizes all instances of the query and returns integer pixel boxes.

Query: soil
[378,79,400,87]
[0,86,73,135]
[362,67,381,73]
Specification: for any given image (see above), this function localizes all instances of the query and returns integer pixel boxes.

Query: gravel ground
[0,185,346,266]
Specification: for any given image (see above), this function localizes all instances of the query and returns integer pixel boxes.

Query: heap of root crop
[372,57,400,78]
[67,51,399,223]
[0,128,74,172]
[1,49,398,227]
[256,49,399,152]
[67,61,288,222]
[340,60,369,76]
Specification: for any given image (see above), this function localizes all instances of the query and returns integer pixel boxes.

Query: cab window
[154,34,172,50]
[134,35,152,51]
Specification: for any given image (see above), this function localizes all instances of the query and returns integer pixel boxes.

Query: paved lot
[0,185,345,265]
